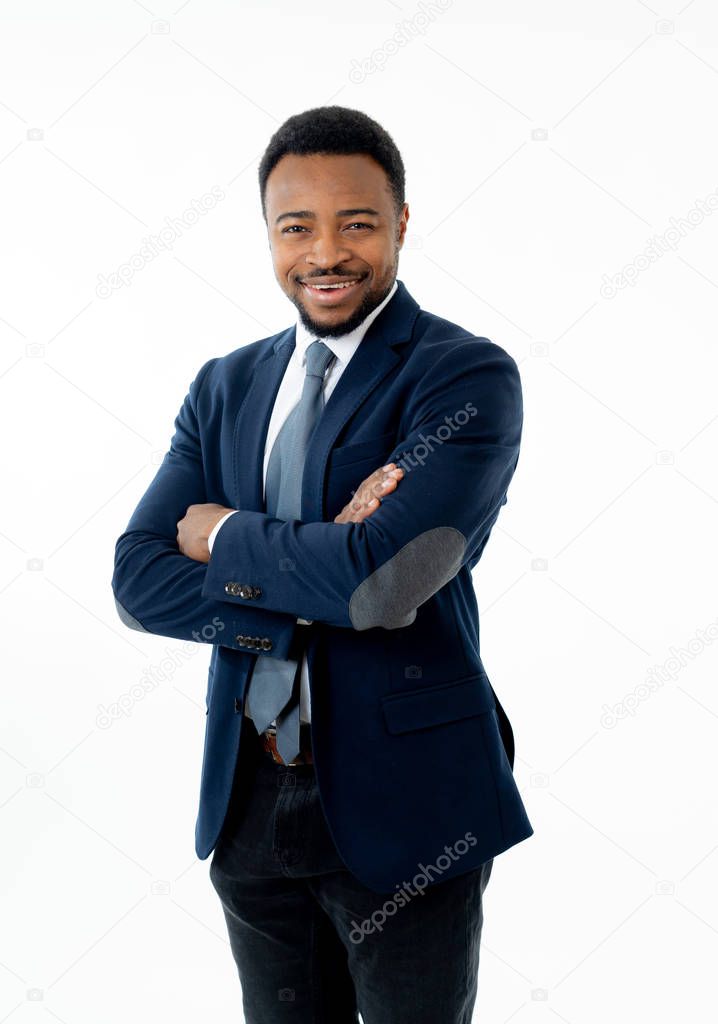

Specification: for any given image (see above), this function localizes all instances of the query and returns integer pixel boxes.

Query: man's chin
[292,280,388,338]
[297,308,358,338]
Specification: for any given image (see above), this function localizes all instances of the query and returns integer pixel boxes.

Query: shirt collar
[294,279,398,369]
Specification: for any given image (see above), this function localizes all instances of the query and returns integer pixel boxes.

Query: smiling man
[112,106,533,1023]
[270,149,403,336]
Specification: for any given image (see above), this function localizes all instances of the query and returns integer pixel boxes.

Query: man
[112,105,534,1023]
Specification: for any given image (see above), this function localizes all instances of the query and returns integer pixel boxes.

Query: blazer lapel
[232,326,295,512]
[302,279,420,522]
[231,278,421,521]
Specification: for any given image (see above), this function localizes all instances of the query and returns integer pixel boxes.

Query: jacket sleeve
[202,339,523,630]
[111,357,300,658]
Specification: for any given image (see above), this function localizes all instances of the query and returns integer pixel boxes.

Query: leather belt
[260,723,313,766]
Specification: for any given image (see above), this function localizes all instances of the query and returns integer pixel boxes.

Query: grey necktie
[245,339,336,763]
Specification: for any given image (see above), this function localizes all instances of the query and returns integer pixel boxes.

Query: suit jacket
[112,278,534,894]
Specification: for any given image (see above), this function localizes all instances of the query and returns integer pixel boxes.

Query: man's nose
[305,231,352,267]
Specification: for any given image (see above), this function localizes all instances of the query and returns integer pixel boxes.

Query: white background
[1,2,717,1021]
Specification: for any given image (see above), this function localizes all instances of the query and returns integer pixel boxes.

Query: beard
[291,253,399,339]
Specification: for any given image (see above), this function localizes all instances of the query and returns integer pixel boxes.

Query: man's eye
[282,223,374,233]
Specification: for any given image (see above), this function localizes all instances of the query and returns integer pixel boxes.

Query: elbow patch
[348,526,467,630]
[114,595,150,633]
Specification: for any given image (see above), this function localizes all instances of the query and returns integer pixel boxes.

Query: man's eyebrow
[275,207,382,225]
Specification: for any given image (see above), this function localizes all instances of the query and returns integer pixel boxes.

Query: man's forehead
[266,154,390,204]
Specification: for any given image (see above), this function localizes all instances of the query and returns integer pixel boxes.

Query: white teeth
[306,280,359,290]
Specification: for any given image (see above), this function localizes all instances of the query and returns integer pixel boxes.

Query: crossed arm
[112,340,522,643]
[175,461,405,563]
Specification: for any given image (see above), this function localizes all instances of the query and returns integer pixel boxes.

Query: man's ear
[397,202,409,247]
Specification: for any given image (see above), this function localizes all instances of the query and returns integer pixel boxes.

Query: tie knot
[305,340,335,380]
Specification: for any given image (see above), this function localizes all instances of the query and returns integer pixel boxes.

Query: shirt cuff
[208,509,238,554]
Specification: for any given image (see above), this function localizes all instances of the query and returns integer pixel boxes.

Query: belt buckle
[263,728,296,767]
[263,726,310,767]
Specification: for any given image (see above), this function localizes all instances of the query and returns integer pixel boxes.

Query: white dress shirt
[207,279,398,724]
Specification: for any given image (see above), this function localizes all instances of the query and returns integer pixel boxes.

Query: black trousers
[209,713,494,1024]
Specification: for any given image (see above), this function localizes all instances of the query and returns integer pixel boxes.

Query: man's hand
[334,463,404,524]
[177,503,235,563]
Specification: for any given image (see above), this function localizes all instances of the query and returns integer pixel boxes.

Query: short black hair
[258,105,405,222]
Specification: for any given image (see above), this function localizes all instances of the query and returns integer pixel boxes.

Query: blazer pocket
[329,430,397,468]
[381,671,496,735]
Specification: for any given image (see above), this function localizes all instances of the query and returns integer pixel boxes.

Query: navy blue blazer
[112,278,534,894]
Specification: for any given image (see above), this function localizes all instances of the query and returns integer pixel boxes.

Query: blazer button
[235,634,246,646]
[238,584,253,599]
[225,581,240,596]
[261,637,273,651]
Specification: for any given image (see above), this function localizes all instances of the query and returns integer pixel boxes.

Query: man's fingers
[351,472,397,511]
[334,463,404,523]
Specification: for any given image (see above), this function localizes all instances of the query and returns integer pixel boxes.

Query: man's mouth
[300,276,366,304]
